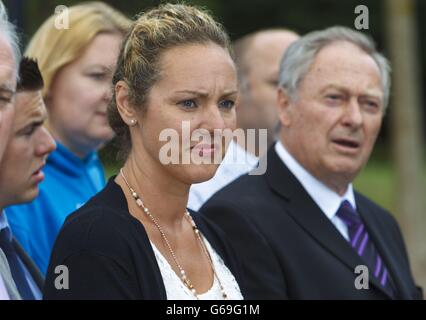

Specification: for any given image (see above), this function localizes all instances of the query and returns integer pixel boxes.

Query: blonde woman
[44,3,245,300]
[6,2,131,275]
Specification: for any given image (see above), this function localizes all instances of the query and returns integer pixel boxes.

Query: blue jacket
[6,142,106,275]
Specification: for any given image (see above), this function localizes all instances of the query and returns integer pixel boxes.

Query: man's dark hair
[17,57,44,91]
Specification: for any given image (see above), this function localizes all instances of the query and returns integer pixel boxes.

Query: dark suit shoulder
[204,173,273,214]
[355,191,401,230]
[211,173,266,198]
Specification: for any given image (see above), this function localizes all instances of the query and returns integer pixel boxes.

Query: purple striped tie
[336,200,393,294]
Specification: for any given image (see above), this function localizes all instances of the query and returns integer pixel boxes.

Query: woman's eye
[219,100,235,110]
[22,125,37,137]
[179,100,197,109]
[89,73,106,81]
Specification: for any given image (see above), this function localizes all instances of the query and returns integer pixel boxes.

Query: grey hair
[278,26,391,110]
[0,1,21,76]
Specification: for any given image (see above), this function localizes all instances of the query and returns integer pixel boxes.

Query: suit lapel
[264,146,392,298]
[356,195,410,299]
[12,238,44,291]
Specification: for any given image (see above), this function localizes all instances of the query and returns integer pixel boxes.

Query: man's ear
[115,80,138,126]
[277,87,292,127]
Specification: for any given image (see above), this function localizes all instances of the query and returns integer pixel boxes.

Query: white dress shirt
[275,141,356,240]
[0,274,10,300]
[188,140,258,211]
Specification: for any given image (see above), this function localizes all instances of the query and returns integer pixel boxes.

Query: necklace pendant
[135,198,143,207]
[184,279,193,290]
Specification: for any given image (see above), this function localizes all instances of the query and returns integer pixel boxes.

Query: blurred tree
[385,0,426,290]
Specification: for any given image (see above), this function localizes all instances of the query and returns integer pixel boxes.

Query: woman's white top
[150,235,243,300]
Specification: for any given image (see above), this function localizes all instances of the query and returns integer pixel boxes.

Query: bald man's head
[233,29,299,146]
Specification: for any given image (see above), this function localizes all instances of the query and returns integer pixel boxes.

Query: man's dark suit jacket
[200,146,423,300]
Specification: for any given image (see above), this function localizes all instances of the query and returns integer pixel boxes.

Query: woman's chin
[184,163,220,184]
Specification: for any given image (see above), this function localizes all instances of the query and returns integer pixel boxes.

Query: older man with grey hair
[0,0,21,300]
[201,26,422,299]
[0,0,19,160]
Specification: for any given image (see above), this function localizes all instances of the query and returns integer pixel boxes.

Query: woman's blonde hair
[108,3,233,160]
[25,1,131,97]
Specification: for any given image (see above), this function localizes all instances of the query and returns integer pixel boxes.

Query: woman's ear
[115,80,138,126]
[277,87,292,127]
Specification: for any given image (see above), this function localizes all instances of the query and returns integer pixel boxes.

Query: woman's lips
[32,169,45,183]
[32,164,45,183]
[191,143,218,157]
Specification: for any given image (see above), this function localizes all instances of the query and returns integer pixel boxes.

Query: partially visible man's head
[234,29,299,145]
[0,1,20,72]
[0,1,20,165]
[277,26,389,195]
[0,58,56,207]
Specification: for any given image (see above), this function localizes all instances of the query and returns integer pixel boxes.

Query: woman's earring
[130,119,137,126]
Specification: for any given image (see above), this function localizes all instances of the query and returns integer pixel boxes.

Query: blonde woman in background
[6,2,131,275]
[44,3,245,300]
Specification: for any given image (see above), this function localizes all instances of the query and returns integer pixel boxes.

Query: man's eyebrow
[319,84,348,93]
[360,93,383,103]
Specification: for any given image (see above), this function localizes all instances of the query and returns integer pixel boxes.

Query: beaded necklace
[120,168,228,299]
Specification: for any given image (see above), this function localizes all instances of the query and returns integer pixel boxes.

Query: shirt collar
[222,140,258,164]
[55,142,98,165]
[0,210,10,231]
[274,141,356,219]
[48,142,101,176]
